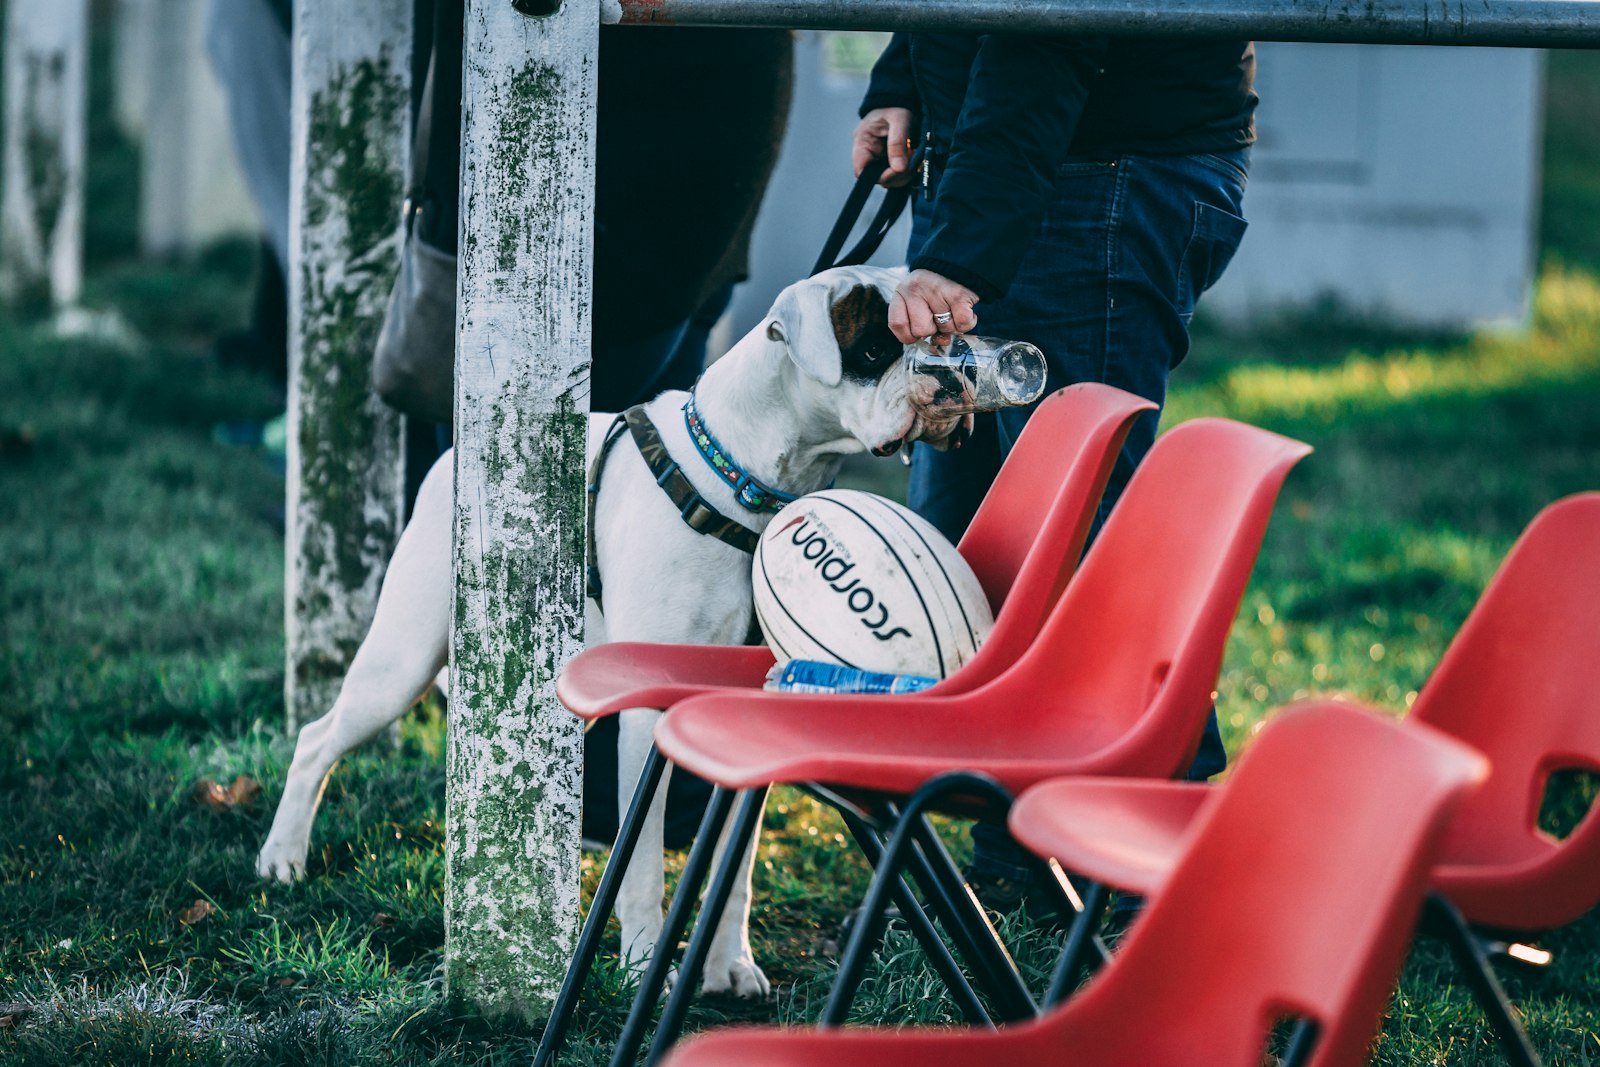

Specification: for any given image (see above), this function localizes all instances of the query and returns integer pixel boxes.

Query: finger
[888,291,916,345]
[851,130,881,178]
[885,114,911,176]
[947,295,979,334]
[904,293,940,343]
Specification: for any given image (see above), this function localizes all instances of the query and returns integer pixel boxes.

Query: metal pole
[613,0,1600,48]
[0,0,88,308]
[445,0,596,1021]
[284,0,412,730]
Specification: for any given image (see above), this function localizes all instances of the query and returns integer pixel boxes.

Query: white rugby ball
[753,489,994,679]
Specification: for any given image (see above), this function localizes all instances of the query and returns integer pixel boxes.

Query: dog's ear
[767,278,843,386]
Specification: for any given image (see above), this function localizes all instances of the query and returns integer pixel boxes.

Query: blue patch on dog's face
[831,286,903,384]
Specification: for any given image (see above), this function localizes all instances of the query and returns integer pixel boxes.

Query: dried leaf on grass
[177,899,217,926]
[191,774,261,810]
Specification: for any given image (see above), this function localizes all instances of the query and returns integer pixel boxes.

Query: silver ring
[933,312,954,325]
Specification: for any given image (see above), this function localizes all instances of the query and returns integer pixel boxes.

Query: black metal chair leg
[1045,879,1108,1005]
[879,830,1019,1017]
[608,787,737,1067]
[823,772,1038,1026]
[905,812,1037,1021]
[822,785,939,1025]
[1280,1019,1321,1067]
[646,787,771,1063]
[1027,856,1114,971]
[535,745,669,1067]
[1424,894,1543,1067]
[837,809,993,1027]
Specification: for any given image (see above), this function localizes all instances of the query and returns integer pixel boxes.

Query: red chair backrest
[1053,701,1487,1066]
[940,383,1153,689]
[984,418,1311,774]
[1411,493,1600,924]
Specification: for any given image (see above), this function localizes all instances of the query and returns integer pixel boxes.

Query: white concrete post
[0,0,88,308]
[445,0,596,1020]
[284,0,412,729]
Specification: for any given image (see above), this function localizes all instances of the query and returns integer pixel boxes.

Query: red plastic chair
[629,418,1308,1059]
[1005,493,1600,1067]
[659,702,1488,1067]
[534,384,1154,1067]
[1418,493,1600,931]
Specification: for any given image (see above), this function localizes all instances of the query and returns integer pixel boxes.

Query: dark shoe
[963,866,1067,929]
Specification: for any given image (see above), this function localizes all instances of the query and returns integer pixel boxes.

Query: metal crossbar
[613,0,1600,49]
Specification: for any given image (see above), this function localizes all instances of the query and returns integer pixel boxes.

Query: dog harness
[586,399,793,609]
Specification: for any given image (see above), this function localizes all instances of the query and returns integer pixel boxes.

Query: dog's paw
[256,839,308,883]
[700,956,770,999]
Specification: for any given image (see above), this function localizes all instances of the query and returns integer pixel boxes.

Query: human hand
[852,107,915,188]
[889,269,979,346]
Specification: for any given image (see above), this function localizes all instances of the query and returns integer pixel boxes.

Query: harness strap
[624,406,762,556]
[588,406,772,611]
[585,414,630,609]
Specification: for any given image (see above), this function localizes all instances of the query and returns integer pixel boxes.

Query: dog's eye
[862,343,898,366]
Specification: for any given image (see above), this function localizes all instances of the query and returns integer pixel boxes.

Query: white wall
[1207,43,1544,329]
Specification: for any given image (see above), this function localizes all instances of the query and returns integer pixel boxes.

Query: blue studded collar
[683,392,799,515]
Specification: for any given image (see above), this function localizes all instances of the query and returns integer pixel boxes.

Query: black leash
[810,157,913,276]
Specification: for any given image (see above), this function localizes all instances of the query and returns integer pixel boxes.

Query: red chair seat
[1009,778,1211,898]
[656,688,1146,799]
[555,642,776,721]
[1432,833,1585,933]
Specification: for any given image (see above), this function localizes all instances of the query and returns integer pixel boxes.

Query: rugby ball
[753,489,994,679]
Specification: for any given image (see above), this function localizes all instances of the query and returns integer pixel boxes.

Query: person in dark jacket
[853,32,1257,913]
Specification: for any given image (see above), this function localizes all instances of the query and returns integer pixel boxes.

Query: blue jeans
[907,149,1250,880]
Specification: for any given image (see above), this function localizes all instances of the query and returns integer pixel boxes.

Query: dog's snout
[872,438,903,458]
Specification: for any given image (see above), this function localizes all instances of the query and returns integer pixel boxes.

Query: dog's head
[764,266,970,457]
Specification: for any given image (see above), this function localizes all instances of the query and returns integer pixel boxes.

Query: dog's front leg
[257,452,455,882]
[614,705,673,968]
[700,801,772,998]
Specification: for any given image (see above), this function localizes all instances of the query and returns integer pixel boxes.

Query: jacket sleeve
[859,33,919,117]
[913,35,1107,302]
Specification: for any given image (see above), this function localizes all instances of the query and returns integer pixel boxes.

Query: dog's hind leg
[257,452,456,883]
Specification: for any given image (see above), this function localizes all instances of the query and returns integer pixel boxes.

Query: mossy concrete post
[0,0,88,308]
[284,0,412,730]
[445,0,596,1020]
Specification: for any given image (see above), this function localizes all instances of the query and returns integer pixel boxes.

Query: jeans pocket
[1192,150,1251,191]
[1178,201,1249,304]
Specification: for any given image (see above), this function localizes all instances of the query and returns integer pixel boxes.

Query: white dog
[256,265,966,998]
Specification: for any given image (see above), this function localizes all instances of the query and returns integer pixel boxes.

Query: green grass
[3,44,1600,1067]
